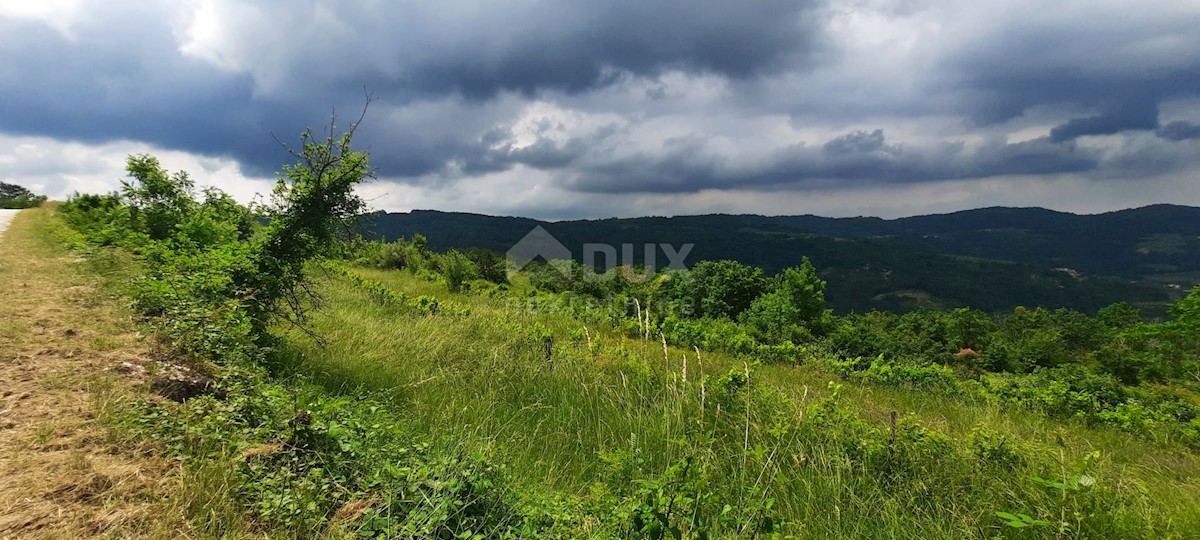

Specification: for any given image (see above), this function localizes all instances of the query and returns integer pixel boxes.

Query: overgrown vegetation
[54,116,1200,537]
[463,254,1200,451]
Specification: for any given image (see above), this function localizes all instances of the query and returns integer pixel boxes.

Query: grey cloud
[1101,132,1200,177]
[0,0,825,182]
[969,137,1097,177]
[457,135,589,176]
[201,0,829,101]
[939,7,1200,133]
[561,135,726,193]
[2,0,1200,213]
[561,130,1104,194]
[1049,102,1160,142]
[0,10,291,176]
[823,130,891,155]
[454,120,625,176]
[1157,121,1200,141]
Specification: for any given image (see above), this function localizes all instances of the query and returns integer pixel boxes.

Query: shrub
[740,258,830,344]
[438,249,480,293]
[62,108,375,365]
[461,247,507,284]
[967,426,1024,468]
[826,355,961,391]
[119,154,198,241]
[665,260,767,320]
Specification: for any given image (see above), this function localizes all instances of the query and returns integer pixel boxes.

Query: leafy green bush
[826,355,962,390]
[460,247,507,284]
[119,154,200,241]
[437,249,480,293]
[111,366,522,538]
[661,260,768,320]
[63,113,374,364]
[967,426,1025,468]
[739,257,830,344]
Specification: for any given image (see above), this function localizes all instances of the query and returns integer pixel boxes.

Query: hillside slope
[360,206,1197,314]
[53,192,1200,538]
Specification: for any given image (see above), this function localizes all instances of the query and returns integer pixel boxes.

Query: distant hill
[760,205,1200,280]
[356,205,1200,315]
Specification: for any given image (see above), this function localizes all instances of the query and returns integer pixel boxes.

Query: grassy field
[260,264,1200,538]
[47,165,1200,538]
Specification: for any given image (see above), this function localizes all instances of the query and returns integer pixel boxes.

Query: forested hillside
[359,207,1197,314]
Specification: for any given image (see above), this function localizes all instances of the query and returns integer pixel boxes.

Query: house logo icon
[506,226,694,281]
[506,226,571,274]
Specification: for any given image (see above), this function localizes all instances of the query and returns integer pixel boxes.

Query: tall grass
[267,266,1200,538]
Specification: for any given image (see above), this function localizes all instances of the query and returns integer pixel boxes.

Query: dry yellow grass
[0,207,190,539]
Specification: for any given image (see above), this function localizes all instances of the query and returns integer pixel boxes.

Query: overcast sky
[1,0,1198,219]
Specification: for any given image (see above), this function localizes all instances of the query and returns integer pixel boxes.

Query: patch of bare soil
[0,209,188,539]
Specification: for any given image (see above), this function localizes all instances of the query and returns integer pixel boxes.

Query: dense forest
[356,207,1199,315]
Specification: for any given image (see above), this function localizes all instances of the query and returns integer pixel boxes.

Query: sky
[1,0,1198,220]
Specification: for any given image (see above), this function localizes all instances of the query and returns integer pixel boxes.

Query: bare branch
[269,130,302,159]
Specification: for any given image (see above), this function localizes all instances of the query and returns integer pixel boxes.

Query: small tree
[248,103,376,335]
[675,260,769,319]
[440,250,480,292]
[740,257,829,343]
[462,248,508,284]
[1097,302,1142,329]
[119,155,197,240]
[1169,285,1200,330]
[944,307,994,352]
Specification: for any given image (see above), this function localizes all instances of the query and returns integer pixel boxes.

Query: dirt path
[0,208,185,538]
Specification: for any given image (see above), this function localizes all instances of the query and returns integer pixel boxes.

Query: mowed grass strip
[0,207,199,539]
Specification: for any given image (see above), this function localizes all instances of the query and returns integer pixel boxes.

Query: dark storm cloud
[387,1,825,99]
[940,11,1200,133]
[560,130,1107,194]
[1049,102,1161,143]
[970,136,1098,177]
[1,0,1199,208]
[1,14,235,143]
[255,0,828,101]
[0,0,826,180]
[823,130,890,155]
[1157,121,1200,142]
[0,10,326,177]
[454,121,628,176]
[457,131,584,175]
[954,64,1200,130]
[564,134,728,193]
